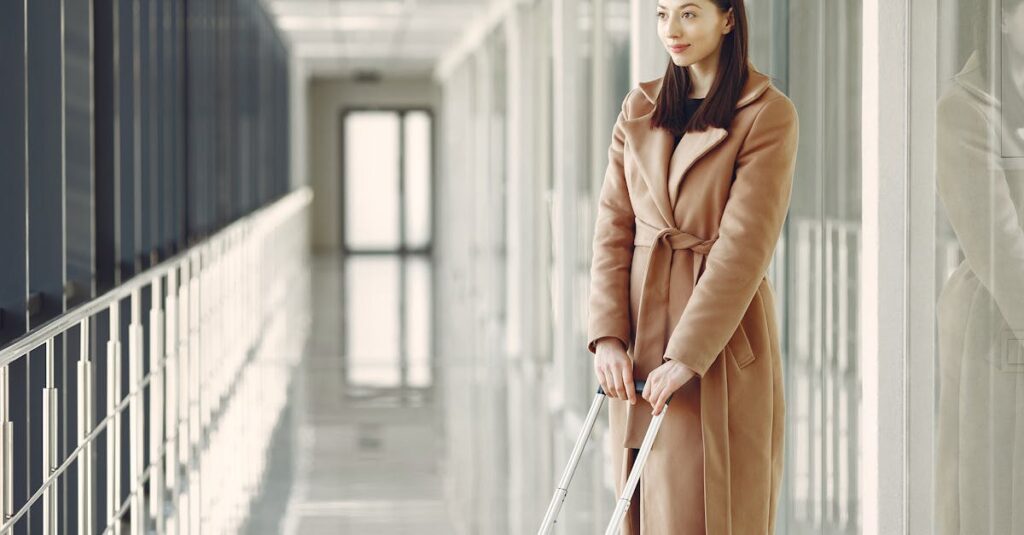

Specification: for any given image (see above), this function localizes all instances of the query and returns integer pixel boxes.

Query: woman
[586,1,798,533]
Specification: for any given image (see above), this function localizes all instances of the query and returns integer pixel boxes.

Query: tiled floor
[241,254,456,534]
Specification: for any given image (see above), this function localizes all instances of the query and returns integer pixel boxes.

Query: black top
[672,97,705,145]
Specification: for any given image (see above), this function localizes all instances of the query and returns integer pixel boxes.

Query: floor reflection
[242,253,454,534]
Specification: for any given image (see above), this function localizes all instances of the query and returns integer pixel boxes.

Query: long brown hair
[650,0,750,136]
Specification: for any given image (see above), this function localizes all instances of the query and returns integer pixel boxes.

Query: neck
[687,59,717,98]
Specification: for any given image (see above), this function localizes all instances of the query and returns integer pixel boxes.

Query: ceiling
[264,0,491,79]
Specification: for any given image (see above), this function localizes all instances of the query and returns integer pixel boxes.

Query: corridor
[242,254,454,534]
[0,0,1021,534]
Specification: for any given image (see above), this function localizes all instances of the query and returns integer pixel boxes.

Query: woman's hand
[642,360,697,416]
[594,338,636,405]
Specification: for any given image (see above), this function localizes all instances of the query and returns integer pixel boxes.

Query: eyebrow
[657,3,702,10]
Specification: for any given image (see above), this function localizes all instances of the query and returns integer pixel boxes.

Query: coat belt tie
[632,222,717,369]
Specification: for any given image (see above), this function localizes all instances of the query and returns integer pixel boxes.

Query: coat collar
[622,67,773,227]
[953,49,998,108]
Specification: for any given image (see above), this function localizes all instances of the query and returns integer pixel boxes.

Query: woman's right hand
[594,337,636,405]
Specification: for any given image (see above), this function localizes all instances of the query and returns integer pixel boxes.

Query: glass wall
[434,0,864,533]
[782,2,863,534]
[910,0,1024,533]
[435,0,638,531]
[0,1,291,531]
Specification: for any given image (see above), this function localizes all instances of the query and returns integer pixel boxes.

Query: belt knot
[630,223,718,370]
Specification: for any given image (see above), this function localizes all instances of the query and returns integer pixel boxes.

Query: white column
[551,0,580,413]
[860,0,910,532]
[630,0,666,86]
[908,0,939,531]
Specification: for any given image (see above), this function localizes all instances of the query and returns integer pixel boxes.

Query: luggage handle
[597,379,646,396]
[538,379,673,535]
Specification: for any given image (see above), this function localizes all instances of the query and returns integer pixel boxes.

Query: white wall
[306,77,442,251]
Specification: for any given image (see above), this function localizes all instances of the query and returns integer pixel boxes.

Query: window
[341,109,435,391]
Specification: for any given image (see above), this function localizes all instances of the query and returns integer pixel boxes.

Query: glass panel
[783,1,862,533]
[345,111,401,250]
[568,0,595,422]
[406,256,432,387]
[404,111,433,249]
[346,256,401,387]
[603,0,631,123]
[928,1,1024,532]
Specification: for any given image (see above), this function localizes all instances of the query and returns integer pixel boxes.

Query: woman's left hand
[642,360,697,416]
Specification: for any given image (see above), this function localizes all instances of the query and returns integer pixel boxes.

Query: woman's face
[657,1,734,69]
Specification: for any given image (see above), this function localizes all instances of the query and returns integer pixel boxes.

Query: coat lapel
[621,68,772,226]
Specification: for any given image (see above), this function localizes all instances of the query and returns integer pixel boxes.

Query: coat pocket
[726,323,756,369]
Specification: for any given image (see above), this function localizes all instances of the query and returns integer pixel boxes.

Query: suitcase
[537,379,673,535]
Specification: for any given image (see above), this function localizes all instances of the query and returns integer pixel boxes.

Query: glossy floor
[241,253,455,534]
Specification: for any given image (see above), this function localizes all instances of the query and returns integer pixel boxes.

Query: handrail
[0,185,313,534]
[0,186,312,366]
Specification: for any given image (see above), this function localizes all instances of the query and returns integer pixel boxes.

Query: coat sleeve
[586,89,638,355]
[663,95,799,376]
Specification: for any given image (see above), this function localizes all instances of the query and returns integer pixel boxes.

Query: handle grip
[597,380,646,396]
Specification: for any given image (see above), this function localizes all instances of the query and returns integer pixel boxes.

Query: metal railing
[0,187,312,534]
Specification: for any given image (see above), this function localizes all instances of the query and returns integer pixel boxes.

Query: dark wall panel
[2,0,292,530]
[27,0,66,326]
[118,0,137,280]
[0,2,27,346]
[66,0,95,307]
[95,0,117,294]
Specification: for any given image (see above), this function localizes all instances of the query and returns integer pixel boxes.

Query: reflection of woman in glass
[586,1,798,533]
[935,1,1024,533]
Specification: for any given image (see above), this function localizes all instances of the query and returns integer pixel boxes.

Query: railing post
[149,276,165,534]
[107,301,122,534]
[77,317,93,535]
[128,288,144,534]
[178,258,190,533]
[0,363,11,524]
[42,338,58,534]
[0,190,310,535]
[188,251,201,535]
[165,267,180,534]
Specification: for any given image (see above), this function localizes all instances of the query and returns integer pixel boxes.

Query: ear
[723,7,735,34]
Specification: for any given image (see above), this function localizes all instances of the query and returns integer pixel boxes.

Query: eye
[657,11,666,19]
[682,11,697,19]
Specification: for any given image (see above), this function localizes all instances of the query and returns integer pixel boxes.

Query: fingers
[622,364,636,405]
[646,379,661,415]
[642,372,669,416]
[653,389,669,416]
[609,366,625,400]
[596,366,612,398]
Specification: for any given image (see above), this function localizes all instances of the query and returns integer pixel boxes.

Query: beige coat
[587,65,798,534]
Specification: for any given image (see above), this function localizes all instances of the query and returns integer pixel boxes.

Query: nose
[665,16,683,38]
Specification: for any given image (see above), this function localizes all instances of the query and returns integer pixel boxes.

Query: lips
[669,44,690,53]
